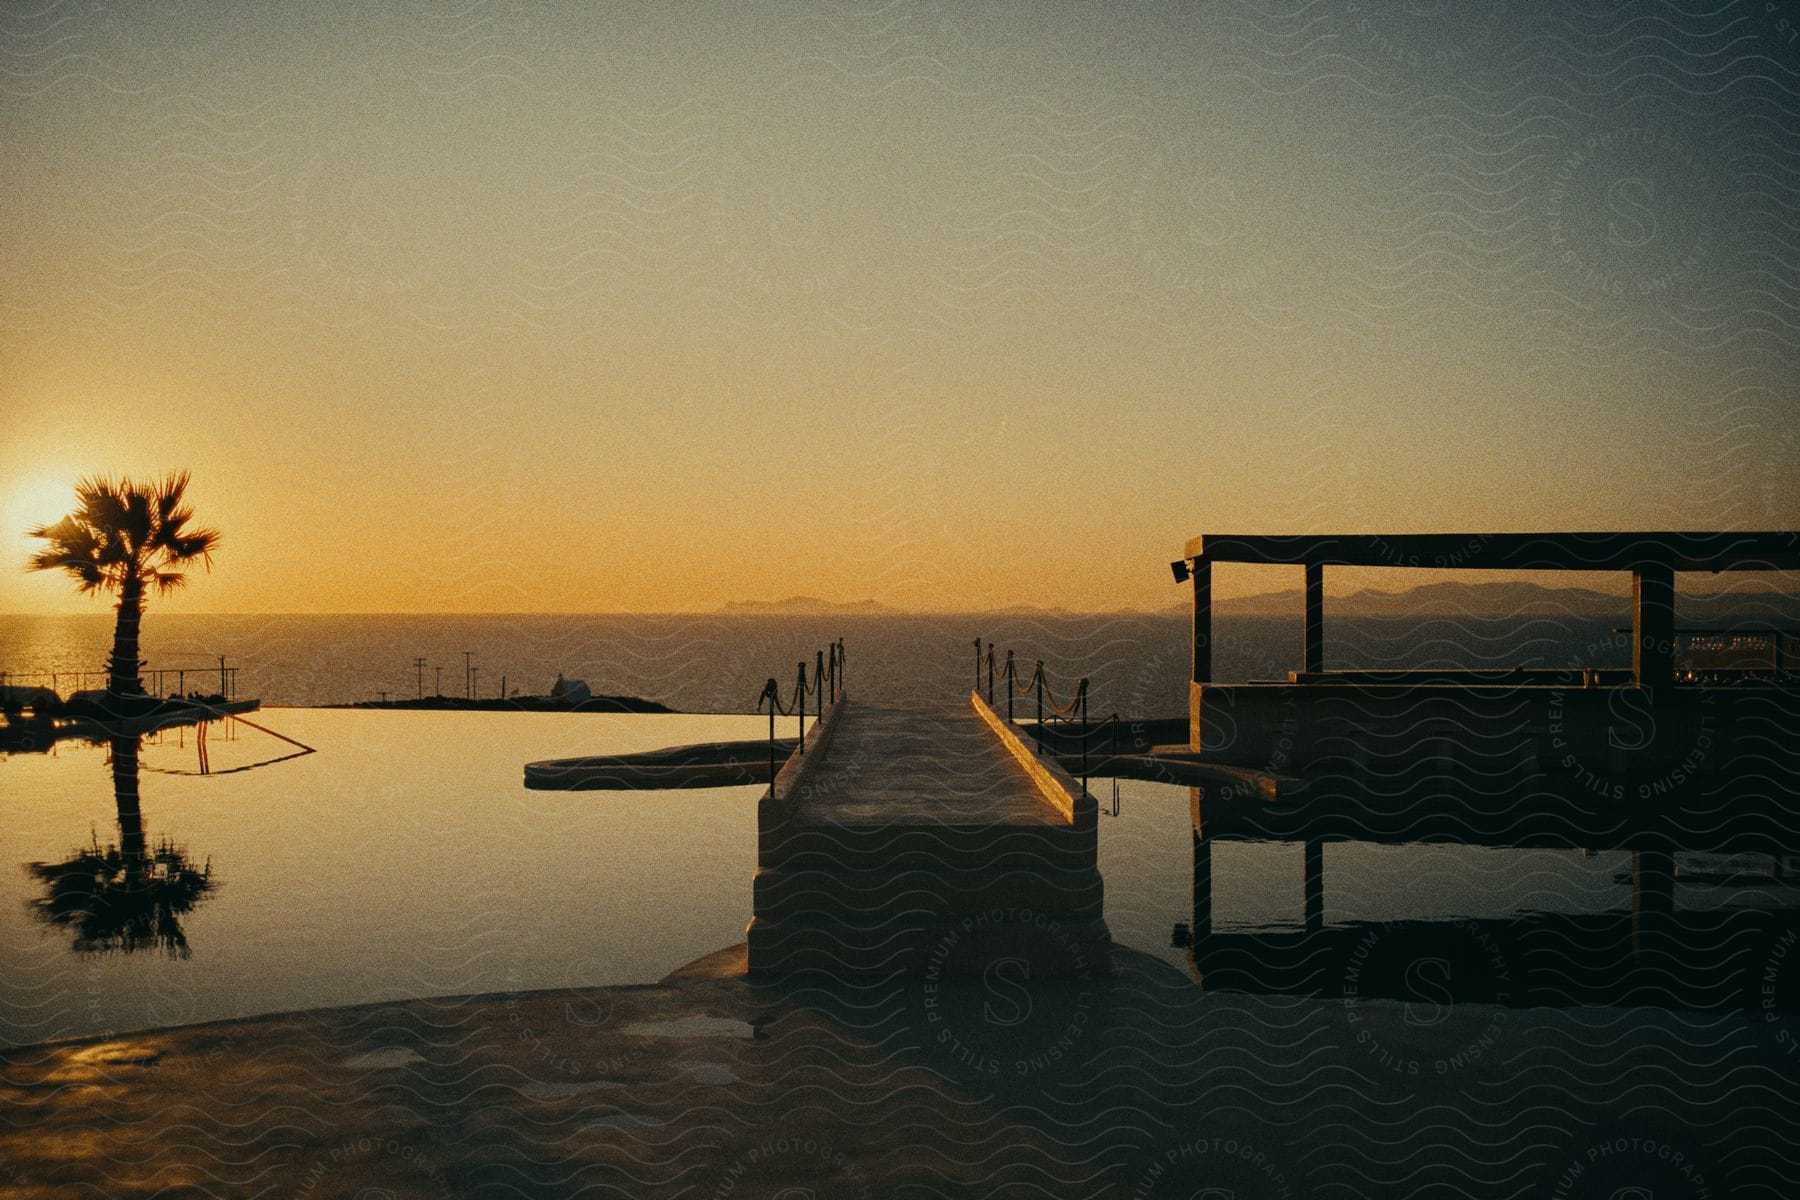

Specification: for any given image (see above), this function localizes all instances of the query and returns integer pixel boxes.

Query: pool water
[4,709,1791,1045]
[1,709,768,1046]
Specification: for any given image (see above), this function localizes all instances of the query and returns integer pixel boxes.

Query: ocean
[0,610,1632,713]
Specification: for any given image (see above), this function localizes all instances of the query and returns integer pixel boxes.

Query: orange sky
[2,5,1795,615]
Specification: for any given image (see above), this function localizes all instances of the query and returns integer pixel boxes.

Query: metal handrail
[0,661,240,701]
[756,638,845,784]
[974,641,1123,794]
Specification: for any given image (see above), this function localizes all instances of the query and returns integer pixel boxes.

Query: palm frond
[75,477,128,540]
[121,489,153,551]
[162,529,220,566]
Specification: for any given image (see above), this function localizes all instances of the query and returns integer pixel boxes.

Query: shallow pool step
[524,738,798,789]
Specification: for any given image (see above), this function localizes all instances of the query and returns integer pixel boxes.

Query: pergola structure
[1169,531,1800,967]
[1175,530,1800,692]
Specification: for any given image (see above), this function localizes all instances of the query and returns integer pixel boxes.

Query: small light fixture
[1170,559,1190,584]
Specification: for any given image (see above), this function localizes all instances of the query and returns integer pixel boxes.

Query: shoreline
[316,694,675,714]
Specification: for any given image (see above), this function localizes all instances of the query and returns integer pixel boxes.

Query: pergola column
[1303,563,1324,674]
[1191,558,1212,685]
[1632,563,1675,689]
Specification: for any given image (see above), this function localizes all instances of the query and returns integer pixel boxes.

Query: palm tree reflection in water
[26,736,216,957]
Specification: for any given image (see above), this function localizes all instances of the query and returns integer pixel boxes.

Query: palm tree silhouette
[26,736,217,957]
[25,470,220,697]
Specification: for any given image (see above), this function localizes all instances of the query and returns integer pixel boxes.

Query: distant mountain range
[718,596,896,614]
[720,583,1799,621]
[1201,580,1800,622]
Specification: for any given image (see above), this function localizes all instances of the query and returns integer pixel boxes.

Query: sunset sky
[2,2,1796,613]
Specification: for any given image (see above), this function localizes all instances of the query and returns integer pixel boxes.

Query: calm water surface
[12,707,1786,1046]
[1,710,766,1045]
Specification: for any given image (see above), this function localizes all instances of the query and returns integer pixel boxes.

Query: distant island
[719,597,896,614]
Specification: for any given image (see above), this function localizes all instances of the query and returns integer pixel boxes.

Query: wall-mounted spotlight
[1170,559,1190,584]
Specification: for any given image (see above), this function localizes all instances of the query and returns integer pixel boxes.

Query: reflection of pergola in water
[26,735,217,958]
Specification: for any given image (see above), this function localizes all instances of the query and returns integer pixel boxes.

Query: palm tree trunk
[111,735,146,868]
[109,572,145,695]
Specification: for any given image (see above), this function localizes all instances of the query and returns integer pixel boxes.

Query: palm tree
[25,471,220,696]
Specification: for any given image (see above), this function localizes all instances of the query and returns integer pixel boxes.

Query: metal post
[986,642,994,705]
[828,644,836,703]
[415,657,426,699]
[1005,650,1015,722]
[796,662,806,752]
[766,683,777,782]
[837,639,845,691]
[973,638,981,692]
[1035,662,1044,751]
[219,656,227,697]
[1079,678,1089,788]
[816,649,825,722]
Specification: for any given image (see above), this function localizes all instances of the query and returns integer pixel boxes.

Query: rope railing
[973,639,1121,793]
[756,638,845,784]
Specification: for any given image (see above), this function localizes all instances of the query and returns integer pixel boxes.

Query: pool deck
[2,943,1792,1198]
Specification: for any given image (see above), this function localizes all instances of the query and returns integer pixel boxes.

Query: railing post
[828,644,837,703]
[765,680,777,782]
[816,649,825,723]
[986,642,994,705]
[973,638,981,692]
[796,662,807,752]
[1079,678,1089,791]
[1005,649,1015,722]
[1035,662,1044,752]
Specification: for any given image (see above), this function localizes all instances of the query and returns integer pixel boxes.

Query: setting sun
[2,476,75,557]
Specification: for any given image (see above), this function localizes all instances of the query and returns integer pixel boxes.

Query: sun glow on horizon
[3,475,76,558]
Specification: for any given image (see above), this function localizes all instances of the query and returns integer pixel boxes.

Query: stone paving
[4,944,1795,1198]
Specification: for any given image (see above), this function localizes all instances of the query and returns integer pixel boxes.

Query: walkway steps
[746,693,1111,978]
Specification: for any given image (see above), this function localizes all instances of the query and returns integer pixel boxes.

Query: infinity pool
[1,709,771,1046]
[6,708,1783,1045]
